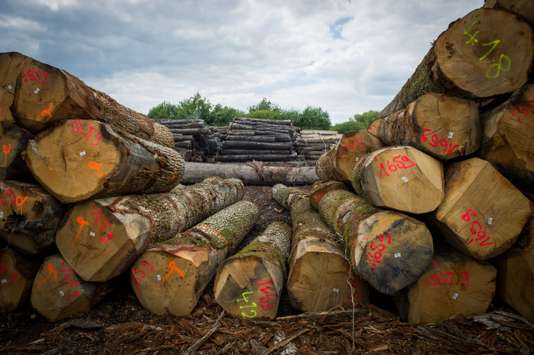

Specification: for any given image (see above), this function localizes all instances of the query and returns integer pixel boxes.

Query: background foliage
[148,93,376,130]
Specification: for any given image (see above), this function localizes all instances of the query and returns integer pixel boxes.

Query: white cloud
[0,15,46,32]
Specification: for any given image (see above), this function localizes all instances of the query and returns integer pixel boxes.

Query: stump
[0,52,174,147]
[396,250,497,324]
[213,222,291,320]
[381,9,533,116]
[496,217,534,320]
[313,187,434,295]
[0,181,64,255]
[130,201,259,316]
[0,124,32,179]
[0,248,39,312]
[434,158,531,260]
[31,255,111,322]
[56,177,244,282]
[272,184,369,311]
[369,93,480,160]
[333,131,383,181]
[351,146,444,214]
[481,84,534,192]
[24,119,184,203]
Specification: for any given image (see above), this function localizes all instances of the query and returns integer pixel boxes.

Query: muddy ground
[1,186,533,354]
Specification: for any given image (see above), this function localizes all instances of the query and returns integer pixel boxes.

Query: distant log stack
[351,146,445,214]
[31,254,111,322]
[272,184,369,312]
[213,222,291,320]
[218,118,299,162]
[0,181,64,255]
[396,249,497,324]
[481,84,534,193]
[433,158,531,260]
[0,52,174,148]
[131,200,258,317]
[56,177,244,282]
[296,130,341,164]
[368,93,480,160]
[154,119,213,161]
[380,9,533,117]
[24,119,185,203]
[0,248,39,312]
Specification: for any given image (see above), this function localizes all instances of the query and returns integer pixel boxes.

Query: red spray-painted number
[461,208,495,248]
[428,271,470,288]
[378,154,416,178]
[23,67,48,85]
[367,233,393,271]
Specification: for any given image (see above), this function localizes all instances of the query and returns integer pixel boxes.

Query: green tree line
[147,93,377,131]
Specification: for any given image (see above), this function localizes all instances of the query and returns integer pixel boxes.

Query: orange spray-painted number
[164,260,185,281]
[39,103,54,121]
[74,216,89,241]
[87,161,105,177]
[2,144,12,165]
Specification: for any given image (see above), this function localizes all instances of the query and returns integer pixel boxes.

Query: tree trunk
[217,154,297,162]
[24,119,185,203]
[395,250,496,324]
[496,217,534,320]
[56,177,245,282]
[380,9,533,117]
[434,158,531,260]
[309,180,346,210]
[213,222,291,320]
[226,135,291,142]
[332,131,383,182]
[0,124,32,180]
[312,186,434,295]
[130,200,259,317]
[0,248,39,312]
[0,52,174,147]
[351,146,444,214]
[221,149,294,155]
[182,162,319,186]
[222,141,294,150]
[235,118,293,126]
[484,0,534,24]
[0,181,65,255]
[30,254,112,322]
[272,184,369,312]
[480,84,534,193]
[369,93,480,160]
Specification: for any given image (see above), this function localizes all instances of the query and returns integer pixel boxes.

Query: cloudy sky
[0,0,482,123]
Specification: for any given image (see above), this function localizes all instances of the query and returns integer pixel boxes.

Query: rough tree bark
[315,147,342,181]
[480,84,534,192]
[130,200,259,317]
[312,185,433,295]
[56,177,245,282]
[272,184,369,312]
[24,119,184,203]
[381,9,533,117]
[351,146,444,214]
[0,52,174,147]
[395,249,497,324]
[0,248,39,312]
[0,181,64,255]
[433,158,531,260]
[369,93,480,160]
[213,222,292,320]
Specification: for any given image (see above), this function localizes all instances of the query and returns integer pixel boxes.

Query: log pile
[296,130,341,164]
[217,118,299,162]
[154,119,215,162]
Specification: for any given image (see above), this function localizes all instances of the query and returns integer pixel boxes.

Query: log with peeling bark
[30,254,112,322]
[0,124,32,179]
[481,84,534,192]
[130,200,258,316]
[272,184,369,312]
[331,131,383,181]
[0,52,174,147]
[213,222,291,320]
[380,9,533,117]
[0,248,39,312]
[0,181,64,255]
[315,147,341,181]
[496,217,534,320]
[484,0,534,24]
[312,185,433,295]
[24,119,184,203]
[56,177,244,282]
[182,162,319,186]
[351,146,444,214]
[309,181,346,210]
[433,158,531,260]
[369,93,480,160]
[395,249,497,324]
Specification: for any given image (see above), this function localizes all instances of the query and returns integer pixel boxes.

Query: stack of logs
[218,118,299,162]
[154,119,213,162]
[314,1,534,324]
[296,130,341,164]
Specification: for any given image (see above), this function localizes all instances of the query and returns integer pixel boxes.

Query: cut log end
[334,131,383,181]
[0,124,32,179]
[0,249,37,312]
